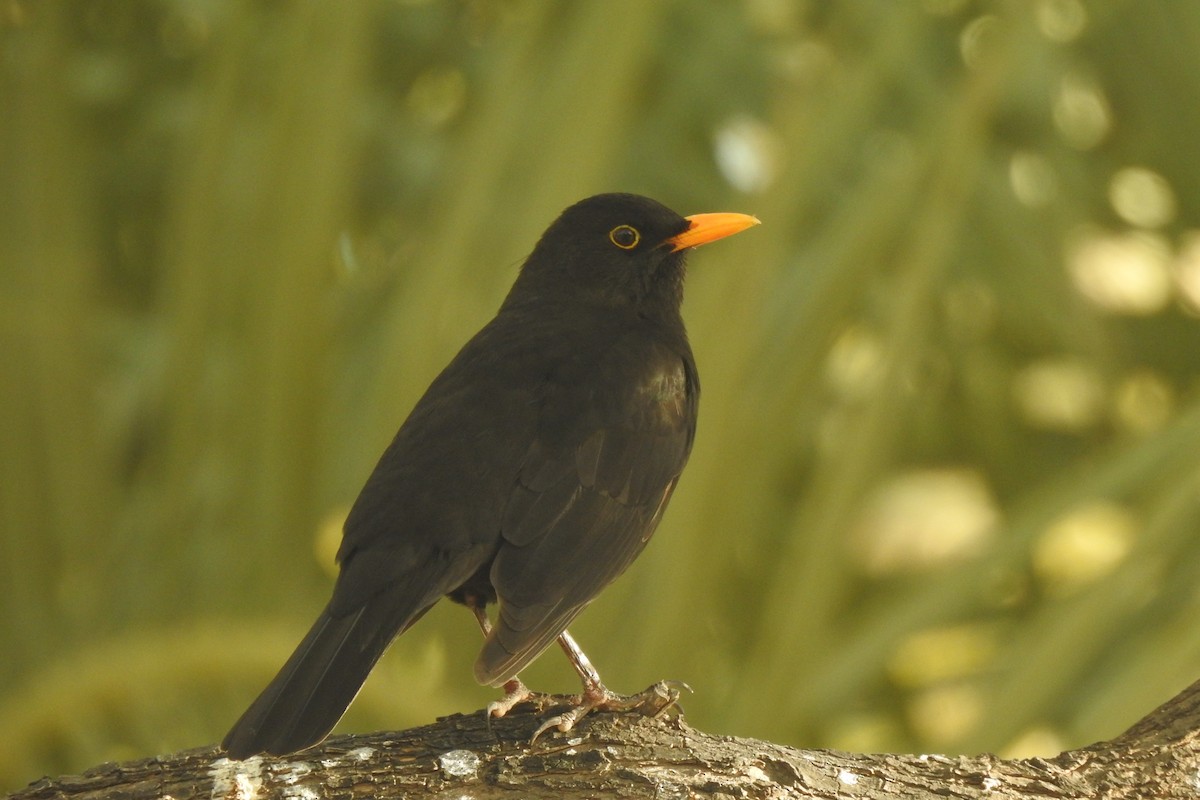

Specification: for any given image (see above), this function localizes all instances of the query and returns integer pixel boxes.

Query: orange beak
[667,211,761,252]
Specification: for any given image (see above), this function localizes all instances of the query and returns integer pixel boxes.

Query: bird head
[507,193,759,313]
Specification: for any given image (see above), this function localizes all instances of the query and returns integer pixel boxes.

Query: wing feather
[475,340,697,685]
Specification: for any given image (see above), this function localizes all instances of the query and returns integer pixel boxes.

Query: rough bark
[11,679,1200,800]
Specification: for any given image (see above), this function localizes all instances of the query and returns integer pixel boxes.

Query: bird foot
[530,679,691,742]
[486,677,557,720]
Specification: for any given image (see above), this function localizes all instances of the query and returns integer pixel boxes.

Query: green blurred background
[4,0,1200,790]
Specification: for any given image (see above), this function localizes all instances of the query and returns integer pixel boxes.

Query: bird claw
[486,678,560,733]
[642,679,692,718]
[611,679,692,719]
[487,678,534,720]
[529,679,691,742]
[530,707,590,743]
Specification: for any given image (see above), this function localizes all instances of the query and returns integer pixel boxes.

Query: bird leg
[530,629,690,742]
[469,602,546,719]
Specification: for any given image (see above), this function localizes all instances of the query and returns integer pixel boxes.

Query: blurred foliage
[4,0,1200,790]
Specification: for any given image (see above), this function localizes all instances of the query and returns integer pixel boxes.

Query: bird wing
[475,334,698,686]
[328,334,546,617]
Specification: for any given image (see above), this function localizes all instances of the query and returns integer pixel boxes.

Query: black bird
[222,193,759,758]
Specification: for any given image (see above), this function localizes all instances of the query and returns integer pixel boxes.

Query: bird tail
[222,596,430,758]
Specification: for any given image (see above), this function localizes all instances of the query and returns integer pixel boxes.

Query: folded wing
[475,341,697,685]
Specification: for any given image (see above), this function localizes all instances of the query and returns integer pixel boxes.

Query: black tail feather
[222,596,426,758]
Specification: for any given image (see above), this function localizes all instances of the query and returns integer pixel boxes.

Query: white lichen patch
[209,756,264,800]
[438,749,482,780]
[744,764,770,783]
[273,761,313,784]
[271,761,318,800]
[346,746,376,761]
[281,786,318,800]
[837,769,859,786]
[982,776,1001,791]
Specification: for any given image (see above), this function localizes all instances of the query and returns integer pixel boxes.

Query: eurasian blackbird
[222,193,758,758]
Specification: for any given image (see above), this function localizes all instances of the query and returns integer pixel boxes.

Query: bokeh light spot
[908,683,983,745]
[1036,0,1087,42]
[1113,370,1173,434]
[1109,167,1176,229]
[825,324,886,400]
[1173,231,1200,313]
[1054,73,1111,149]
[1012,356,1105,432]
[959,15,1001,69]
[714,115,781,194]
[1067,229,1172,315]
[1009,151,1058,208]
[852,468,998,575]
[889,624,998,688]
[1034,501,1136,593]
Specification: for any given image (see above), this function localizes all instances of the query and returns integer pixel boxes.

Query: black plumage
[222,193,757,758]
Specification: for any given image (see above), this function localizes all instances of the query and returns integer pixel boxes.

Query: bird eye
[608,225,640,250]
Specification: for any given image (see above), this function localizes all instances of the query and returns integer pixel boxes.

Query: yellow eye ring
[608,225,640,250]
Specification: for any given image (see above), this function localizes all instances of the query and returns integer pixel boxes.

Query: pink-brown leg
[530,629,690,741]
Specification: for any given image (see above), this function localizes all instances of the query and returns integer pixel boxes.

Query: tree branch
[12,680,1200,799]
